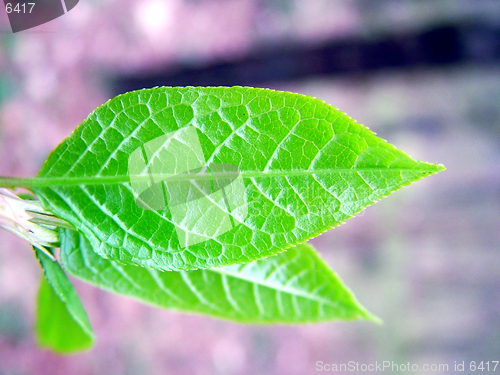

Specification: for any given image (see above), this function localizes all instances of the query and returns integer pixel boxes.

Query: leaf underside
[60,229,378,324]
[34,86,444,271]
[36,249,94,353]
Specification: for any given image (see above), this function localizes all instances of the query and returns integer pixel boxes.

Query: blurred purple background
[0,1,499,374]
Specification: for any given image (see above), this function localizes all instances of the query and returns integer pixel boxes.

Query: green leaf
[31,86,443,271]
[36,249,94,353]
[60,229,379,323]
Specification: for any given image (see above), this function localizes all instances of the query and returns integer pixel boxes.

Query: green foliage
[32,87,443,271]
[60,229,378,323]
[0,86,445,354]
[35,249,94,353]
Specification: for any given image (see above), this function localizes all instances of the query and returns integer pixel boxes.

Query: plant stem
[0,176,39,189]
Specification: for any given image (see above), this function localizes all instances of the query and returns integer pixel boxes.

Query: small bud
[0,189,61,256]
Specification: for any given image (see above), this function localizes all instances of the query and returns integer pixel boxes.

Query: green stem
[0,176,40,189]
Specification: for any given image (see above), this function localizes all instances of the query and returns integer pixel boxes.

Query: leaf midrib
[0,166,443,188]
[73,242,342,309]
[208,266,342,308]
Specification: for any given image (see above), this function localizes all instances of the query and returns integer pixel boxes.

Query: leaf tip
[365,312,383,325]
[353,304,383,325]
[436,163,446,173]
[413,161,446,178]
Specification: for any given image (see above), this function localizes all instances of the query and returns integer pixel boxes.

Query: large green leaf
[35,249,94,353]
[60,229,378,323]
[31,86,443,271]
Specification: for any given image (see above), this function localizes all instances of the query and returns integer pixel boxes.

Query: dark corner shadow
[4,0,79,33]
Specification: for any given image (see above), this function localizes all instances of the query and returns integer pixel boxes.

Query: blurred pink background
[0,1,499,374]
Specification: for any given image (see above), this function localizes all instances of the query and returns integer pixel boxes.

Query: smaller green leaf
[36,249,94,353]
[60,229,379,324]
